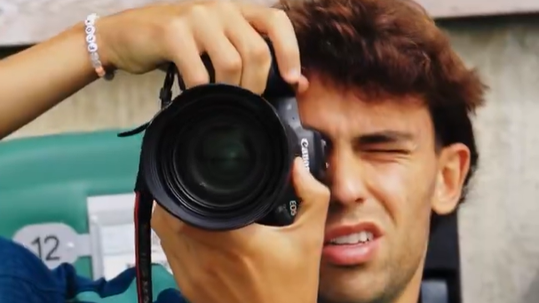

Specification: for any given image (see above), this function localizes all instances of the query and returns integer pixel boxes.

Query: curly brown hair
[278,0,487,207]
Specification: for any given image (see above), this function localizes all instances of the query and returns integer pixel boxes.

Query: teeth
[330,231,374,245]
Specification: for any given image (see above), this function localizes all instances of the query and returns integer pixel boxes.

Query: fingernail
[287,69,301,81]
[297,76,309,93]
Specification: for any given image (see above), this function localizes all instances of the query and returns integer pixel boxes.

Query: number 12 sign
[12,223,91,269]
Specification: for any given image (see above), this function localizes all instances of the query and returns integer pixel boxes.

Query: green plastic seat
[0,130,143,278]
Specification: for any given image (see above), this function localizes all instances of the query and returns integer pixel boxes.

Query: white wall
[2,0,539,45]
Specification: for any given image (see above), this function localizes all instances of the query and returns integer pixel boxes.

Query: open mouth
[322,223,383,265]
[324,222,383,246]
[327,230,375,245]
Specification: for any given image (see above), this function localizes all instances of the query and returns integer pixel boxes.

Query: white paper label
[99,223,171,280]
[87,193,171,279]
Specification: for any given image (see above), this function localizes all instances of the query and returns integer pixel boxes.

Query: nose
[326,147,368,206]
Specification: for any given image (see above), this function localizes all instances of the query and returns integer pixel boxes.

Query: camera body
[137,49,326,231]
[252,94,327,226]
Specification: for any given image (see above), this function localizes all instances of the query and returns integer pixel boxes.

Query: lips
[324,222,383,243]
[322,222,384,266]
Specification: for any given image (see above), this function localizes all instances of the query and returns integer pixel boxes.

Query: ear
[432,143,471,215]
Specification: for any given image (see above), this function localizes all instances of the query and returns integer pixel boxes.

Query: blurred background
[1,1,538,303]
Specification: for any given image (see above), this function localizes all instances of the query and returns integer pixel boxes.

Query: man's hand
[98,0,308,94]
[1,0,310,139]
[152,158,330,303]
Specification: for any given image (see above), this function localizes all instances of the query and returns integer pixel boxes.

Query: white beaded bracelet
[84,13,114,80]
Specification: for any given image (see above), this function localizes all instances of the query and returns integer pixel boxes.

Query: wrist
[92,16,116,72]
[56,22,99,81]
[79,13,116,79]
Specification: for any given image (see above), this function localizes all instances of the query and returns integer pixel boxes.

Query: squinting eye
[365,149,409,154]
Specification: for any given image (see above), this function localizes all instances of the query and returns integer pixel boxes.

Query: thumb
[291,157,330,227]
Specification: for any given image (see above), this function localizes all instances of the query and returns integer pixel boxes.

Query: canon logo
[300,138,310,169]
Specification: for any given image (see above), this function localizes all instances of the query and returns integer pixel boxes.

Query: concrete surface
[439,15,539,303]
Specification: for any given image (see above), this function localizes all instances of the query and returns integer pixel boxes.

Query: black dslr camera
[121,40,327,303]
[127,42,327,230]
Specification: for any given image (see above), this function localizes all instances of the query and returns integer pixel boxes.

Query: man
[0,0,486,302]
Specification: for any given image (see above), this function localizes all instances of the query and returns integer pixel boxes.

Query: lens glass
[179,115,269,206]
[194,125,254,190]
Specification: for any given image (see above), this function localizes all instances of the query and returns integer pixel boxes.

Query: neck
[389,255,425,303]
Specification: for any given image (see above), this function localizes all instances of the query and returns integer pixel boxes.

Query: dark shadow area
[0,45,31,59]
[436,13,539,35]
[421,212,461,303]
[436,13,539,28]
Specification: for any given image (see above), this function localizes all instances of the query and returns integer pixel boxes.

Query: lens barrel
[140,84,295,230]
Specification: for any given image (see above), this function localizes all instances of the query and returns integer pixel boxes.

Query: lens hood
[140,84,295,230]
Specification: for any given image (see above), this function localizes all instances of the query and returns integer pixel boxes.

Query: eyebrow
[355,130,415,145]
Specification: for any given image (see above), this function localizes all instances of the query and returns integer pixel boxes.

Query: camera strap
[118,63,182,138]
[120,63,184,303]
[134,168,153,303]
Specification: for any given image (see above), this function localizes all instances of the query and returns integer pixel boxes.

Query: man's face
[297,78,469,303]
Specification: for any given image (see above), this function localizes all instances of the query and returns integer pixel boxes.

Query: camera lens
[192,125,254,191]
[181,120,268,205]
[141,84,294,230]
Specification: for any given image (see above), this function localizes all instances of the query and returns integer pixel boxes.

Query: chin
[319,264,388,303]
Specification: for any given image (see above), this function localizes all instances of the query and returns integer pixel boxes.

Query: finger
[240,5,302,85]
[163,21,209,88]
[226,17,272,95]
[178,217,260,249]
[291,157,330,226]
[192,13,242,86]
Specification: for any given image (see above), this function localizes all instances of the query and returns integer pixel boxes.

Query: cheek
[365,160,435,228]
